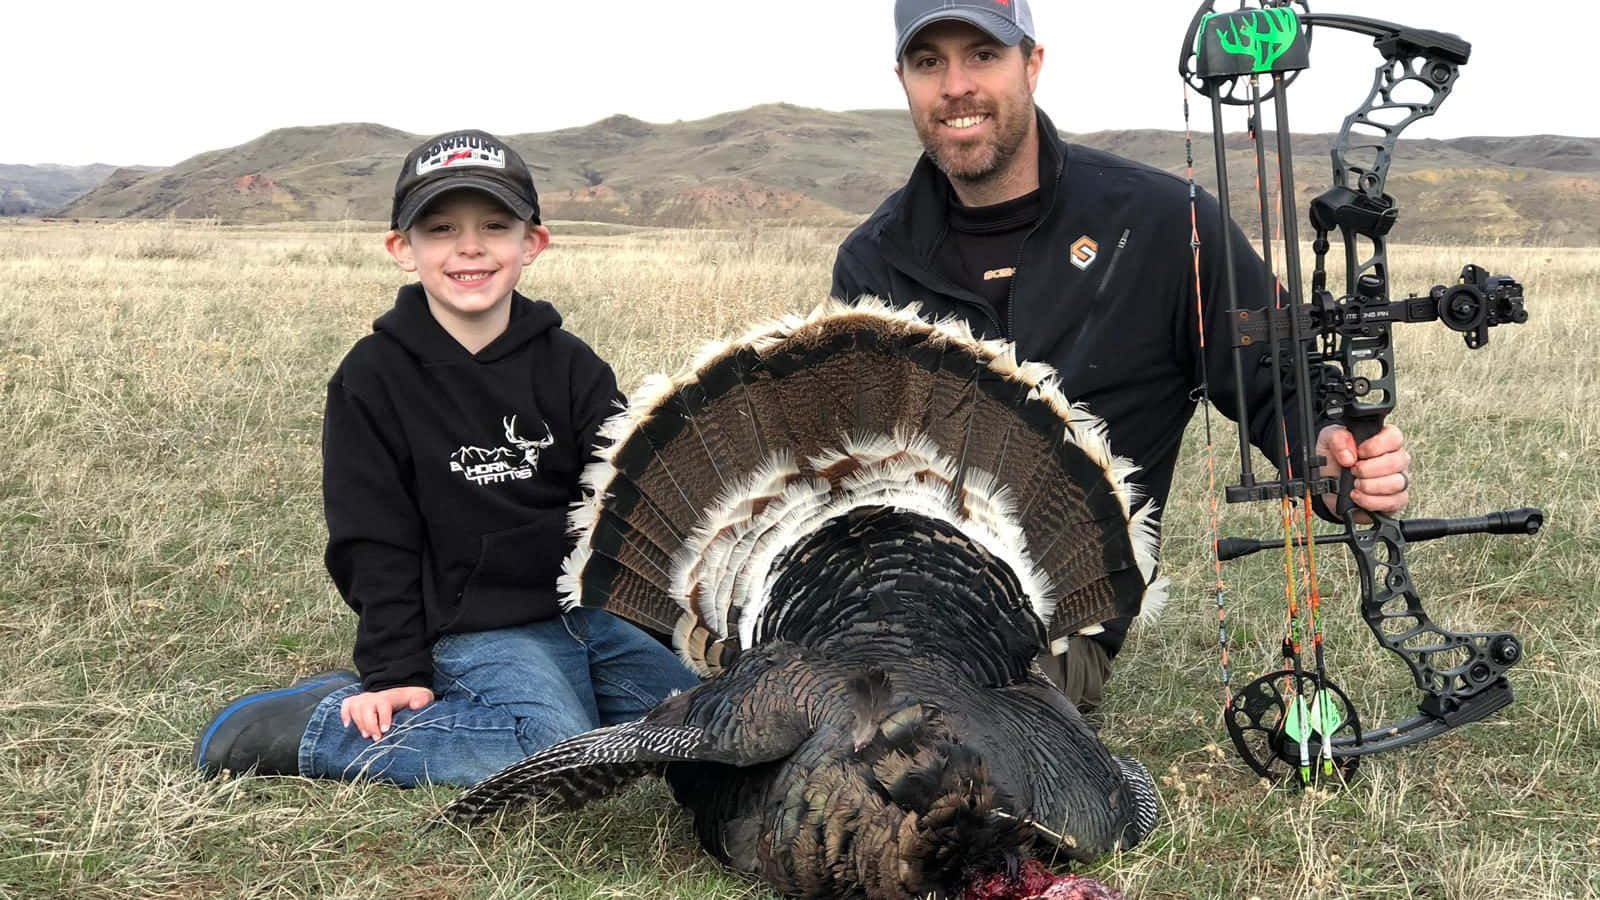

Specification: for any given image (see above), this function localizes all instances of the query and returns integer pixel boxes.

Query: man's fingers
[1317,425,1358,468]
[339,697,352,728]
[1351,489,1406,514]
[1337,431,1359,467]
[1352,449,1411,480]
[1350,470,1409,514]
[1356,471,1410,497]
[1357,424,1405,459]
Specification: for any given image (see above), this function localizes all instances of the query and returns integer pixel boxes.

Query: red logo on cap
[445,150,472,166]
[994,0,1010,5]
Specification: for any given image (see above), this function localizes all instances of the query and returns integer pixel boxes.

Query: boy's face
[384,191,549,326]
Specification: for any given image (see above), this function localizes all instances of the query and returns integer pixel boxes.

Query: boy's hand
[1317,423,1411,521]
[340,686,435,742]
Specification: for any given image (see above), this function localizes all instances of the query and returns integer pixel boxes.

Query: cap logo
[415,134,507,176]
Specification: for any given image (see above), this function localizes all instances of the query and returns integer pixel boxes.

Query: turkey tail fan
[562,298,1166,675]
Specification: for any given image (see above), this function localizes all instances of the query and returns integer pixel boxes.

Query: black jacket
[323,284,619,690]
[832,108,1310,656]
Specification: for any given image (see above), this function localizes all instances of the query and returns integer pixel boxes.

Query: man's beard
[915,97,1034,187]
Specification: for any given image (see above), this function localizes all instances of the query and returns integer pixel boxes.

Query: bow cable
[1181,83,1232,710]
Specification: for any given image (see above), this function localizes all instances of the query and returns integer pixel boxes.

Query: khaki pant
[1036,635,1114,714]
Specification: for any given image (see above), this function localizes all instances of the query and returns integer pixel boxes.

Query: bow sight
[1177,1,1545,782]
[1231,265,1530,345]
[1432,265,1528,350]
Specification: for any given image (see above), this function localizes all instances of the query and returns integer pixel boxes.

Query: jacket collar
[881,106,1070,265]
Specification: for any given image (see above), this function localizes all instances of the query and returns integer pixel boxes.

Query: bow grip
[1334,416,1386,518]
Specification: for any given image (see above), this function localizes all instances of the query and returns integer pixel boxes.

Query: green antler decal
[1212,8,1301,73]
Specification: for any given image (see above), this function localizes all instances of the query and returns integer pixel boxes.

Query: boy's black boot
[194,669,358,777]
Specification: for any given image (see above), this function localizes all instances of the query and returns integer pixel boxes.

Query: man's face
[897,21,1042,185]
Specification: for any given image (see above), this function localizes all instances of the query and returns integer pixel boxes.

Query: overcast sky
[9,0,1595,167]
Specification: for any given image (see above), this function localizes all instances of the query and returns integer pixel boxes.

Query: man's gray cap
[894,0,1036,60]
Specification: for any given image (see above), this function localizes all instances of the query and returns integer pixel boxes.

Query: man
[831,0,1412,710]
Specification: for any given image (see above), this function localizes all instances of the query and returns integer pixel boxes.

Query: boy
[194,130,698,786]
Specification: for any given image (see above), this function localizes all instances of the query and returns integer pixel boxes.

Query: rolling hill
[39,105,1600,244]
[0,163,144,216]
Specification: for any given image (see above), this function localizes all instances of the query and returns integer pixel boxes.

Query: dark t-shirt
[936,189,1042,326]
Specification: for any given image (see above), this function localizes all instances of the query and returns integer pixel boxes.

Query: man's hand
[1317,423,1411,519]
[340,686,435,742]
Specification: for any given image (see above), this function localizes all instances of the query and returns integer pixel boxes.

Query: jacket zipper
[1005,148,1070,340]
[1094,228,1133,300]
[1004,223,1041,341]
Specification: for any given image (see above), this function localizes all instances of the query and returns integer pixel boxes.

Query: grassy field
[1,219,1596,899]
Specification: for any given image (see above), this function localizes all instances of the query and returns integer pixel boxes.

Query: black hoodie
[323,283,619,691]
[833,108,1320,657]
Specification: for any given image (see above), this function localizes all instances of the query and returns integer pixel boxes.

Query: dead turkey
[440,300,1163,899]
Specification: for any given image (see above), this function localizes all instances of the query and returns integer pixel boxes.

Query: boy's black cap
[391,129,541,230]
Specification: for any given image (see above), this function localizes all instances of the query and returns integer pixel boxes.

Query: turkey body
[664,645,1147,899]
[451,508,1156,900]
[440,303,1162,900]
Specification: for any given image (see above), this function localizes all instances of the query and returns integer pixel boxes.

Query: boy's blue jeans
[298,608,699,787]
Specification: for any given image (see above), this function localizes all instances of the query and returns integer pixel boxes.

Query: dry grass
[1,219,1596,899]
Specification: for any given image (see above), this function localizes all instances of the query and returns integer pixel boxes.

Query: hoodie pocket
[455,510,568,629]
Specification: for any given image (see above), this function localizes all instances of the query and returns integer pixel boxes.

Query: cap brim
[393,175,538,230]
[895,9,1025,59]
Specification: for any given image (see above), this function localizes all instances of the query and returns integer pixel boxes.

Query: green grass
[1,221,1596,898]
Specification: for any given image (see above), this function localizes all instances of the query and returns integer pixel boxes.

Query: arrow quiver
[1177,1,1543,782]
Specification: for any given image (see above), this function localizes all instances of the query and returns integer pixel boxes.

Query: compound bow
[1176,0,1543,781]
